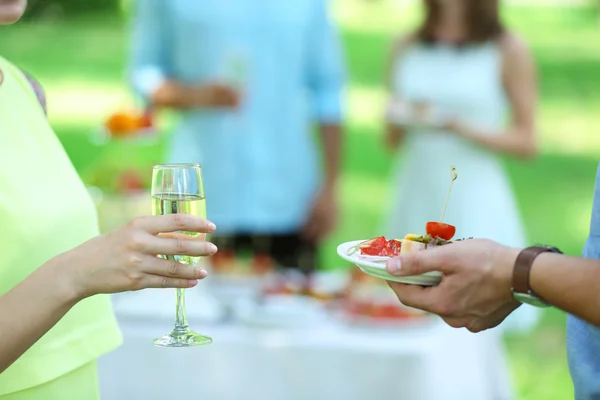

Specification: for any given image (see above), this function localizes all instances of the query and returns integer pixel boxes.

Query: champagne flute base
[152,329,212,348]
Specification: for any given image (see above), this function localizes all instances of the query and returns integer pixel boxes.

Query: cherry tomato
[360,236,387,256]
[426,222,456,241]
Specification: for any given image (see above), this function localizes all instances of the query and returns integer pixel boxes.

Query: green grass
[3,2,600,398]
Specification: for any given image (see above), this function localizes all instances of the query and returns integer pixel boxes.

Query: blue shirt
[567,163,600,400]
[129,0,346,234]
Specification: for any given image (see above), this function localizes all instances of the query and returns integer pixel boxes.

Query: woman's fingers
[142,234,217,257]
[142,275,202,289]
[131,214,217,235]
[158,232,207,242]
[141,256,208,280]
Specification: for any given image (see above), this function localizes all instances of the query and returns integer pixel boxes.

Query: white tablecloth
[98,289,513,400]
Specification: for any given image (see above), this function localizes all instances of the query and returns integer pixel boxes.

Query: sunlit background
[2,0,600,398]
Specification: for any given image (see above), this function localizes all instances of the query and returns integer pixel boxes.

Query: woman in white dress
[385,0,540,334]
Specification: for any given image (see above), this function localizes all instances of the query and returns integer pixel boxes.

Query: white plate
[357,254,390,263]
[337,240,442,286]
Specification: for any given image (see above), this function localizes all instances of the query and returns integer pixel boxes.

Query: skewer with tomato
[400,166,459,250]
[348,166,467,258]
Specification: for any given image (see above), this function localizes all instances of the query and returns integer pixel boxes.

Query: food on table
[252,253,275,275]
[260,270,345,303]
[105,112,139,137]
[116,169,146,193]
[104,110,154,138]
[211,250,275,276]
[136,111,153,129]
[342,272,429,321]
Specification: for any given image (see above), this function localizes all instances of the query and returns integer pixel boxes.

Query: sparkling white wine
[152,193,207,266]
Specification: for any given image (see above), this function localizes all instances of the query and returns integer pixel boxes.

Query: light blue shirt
[129,0,346,234]
[567,163,600,400]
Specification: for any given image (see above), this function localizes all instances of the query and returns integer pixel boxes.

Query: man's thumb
[386,248,448,277]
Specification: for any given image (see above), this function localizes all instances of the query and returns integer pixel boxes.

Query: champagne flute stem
[165,255,188,332]
[174,288,188,331]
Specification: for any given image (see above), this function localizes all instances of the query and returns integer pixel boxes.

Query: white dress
[387,41,539,333]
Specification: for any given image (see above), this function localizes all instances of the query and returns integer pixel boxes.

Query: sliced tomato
[360,236,387,256]
[425,222,456,241]
[359,237,402,257]
[385,239,402,257]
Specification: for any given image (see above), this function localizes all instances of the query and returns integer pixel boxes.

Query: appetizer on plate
[347,166,463,259]
[337,166,469,286]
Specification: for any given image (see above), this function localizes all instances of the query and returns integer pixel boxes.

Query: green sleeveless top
[0,56,122,395]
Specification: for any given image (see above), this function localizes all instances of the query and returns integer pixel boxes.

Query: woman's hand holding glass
[45,214,217,302]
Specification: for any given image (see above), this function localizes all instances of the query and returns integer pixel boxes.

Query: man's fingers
[470,302,521,333]
[387,282,437,313]
[441,303,521,333]
[386,246,455,277]
[131,214,217,235]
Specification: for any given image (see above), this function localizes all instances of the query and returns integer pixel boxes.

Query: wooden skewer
[440,166,458,223]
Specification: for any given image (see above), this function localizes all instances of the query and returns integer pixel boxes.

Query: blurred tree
[24,0,122,19]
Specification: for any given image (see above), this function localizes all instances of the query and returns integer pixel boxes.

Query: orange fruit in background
[105,112,138,137]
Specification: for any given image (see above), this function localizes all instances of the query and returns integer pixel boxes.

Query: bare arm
[384,35,414,150]
[300,0,345,242]
[0,214,216,374]
[151,80,239,110]
[530,252,600,326]
[319,123,341,188]
[128,0,238,111]
[452,33,538,159]
[0,262,79,374]
[302,123,341,241]
[385,239,600,333]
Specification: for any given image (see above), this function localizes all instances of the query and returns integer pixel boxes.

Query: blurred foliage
[23,0,124,19]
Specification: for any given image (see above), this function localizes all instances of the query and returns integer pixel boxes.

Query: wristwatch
[511,245,562,307]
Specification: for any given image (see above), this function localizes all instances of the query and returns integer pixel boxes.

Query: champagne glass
[151,163,212,347]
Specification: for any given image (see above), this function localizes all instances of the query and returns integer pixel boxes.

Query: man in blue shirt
[129,0,345,273]
[385,164,600,399]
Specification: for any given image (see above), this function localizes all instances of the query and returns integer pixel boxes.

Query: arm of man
[530,252,600,326]
[384,240,600,332]
[302,0,345,242]
[128,0,238,110]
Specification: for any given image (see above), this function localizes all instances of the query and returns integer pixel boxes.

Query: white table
[98,290,513,400]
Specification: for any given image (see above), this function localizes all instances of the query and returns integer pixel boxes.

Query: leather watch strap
[512,246,553,294]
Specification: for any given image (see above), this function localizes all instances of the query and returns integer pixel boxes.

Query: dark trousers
[211,232,317,275]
